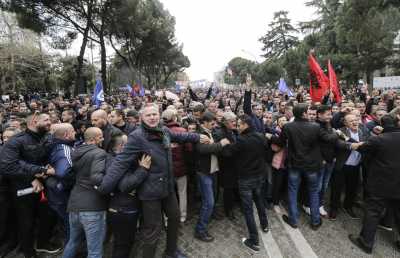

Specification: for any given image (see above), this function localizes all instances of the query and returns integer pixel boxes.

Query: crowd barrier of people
[0,83,400,258]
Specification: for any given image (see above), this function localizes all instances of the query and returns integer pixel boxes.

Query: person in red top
[162,109,190,223]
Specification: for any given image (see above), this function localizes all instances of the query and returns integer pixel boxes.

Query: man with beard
[91,109,122,152]
[0,113,61,258]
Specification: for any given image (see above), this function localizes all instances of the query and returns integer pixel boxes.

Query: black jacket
[96,153,139,212]
[194,127,224,175]
[272,118,338,172]
[223,128,271,179]
[317,120,338,163]
[101,123,122,152]
[0,129,49,190]
[115,122,136,136]
[0,146,7,192]
[105,126,200,201]
[357,128,400,199]
[67,144,108,212]
[213,126,238,188]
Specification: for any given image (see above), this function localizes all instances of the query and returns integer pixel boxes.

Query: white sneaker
[273,205,282,214]
[319,206,328,217]
[302,205,311,216]
[180,217,186,223]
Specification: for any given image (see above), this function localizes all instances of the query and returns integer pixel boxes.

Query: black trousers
[0,190,17,247]
[141,192,180,258]
[330,165,360,210]
[223,188,239,216]
[108,210,138,258]
[14,192,57,256]
[360,196,400,248]
[272,168,287,205]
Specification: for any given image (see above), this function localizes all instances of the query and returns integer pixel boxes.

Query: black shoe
[261,224,269,233]
[35,242,62,254]
[378,222,393,232]
[343,207,360,219]
[395,240,400,252]
[194,232,214,242]
[226,211,236,221]
[164,249,188,258]
[242,238,260,252]
[310,220,322,231]
[329,209,338,221]
[348,234,372,254]
[282,214,298,229]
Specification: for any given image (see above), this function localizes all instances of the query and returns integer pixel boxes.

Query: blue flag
[278,78,293,97]
[92,79,104,107]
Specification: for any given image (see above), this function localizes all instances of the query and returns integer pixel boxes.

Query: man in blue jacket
[46,123,76,243]
[106,104,209,258]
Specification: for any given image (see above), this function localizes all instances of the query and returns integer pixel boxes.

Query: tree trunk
[74,3,93,96]
[99,28,107,94]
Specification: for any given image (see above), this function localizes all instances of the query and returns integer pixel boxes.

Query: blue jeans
[288,169,321,225]
[195,173,215,235]
[318,162,335,206]
[239,176,268,246]
[62,211,106,258]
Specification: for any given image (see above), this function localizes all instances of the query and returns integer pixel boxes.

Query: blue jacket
[46,138,75,205]
[105,125,200,201]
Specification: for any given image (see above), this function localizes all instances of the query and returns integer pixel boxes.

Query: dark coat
[0,129,49,190]
[102,123,123,152]
[317,120,338,163]
[67,144,108,212]
[115,122,136,136]
[222,127,271,179]
[105,126,199,201]
[166,122,189,178]
[334,126,369,172]
[244,90,265,133]
[357,128,400,199]
[194,127,224,175]
[213,126,238,188]
[273,118,338,172]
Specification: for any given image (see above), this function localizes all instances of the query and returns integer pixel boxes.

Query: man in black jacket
[109,109,136,135]
[223,114,270,252]
[194,112,229,243]
[62,127,108,258]
[349,115,400,254]
[0,113,60,258]
[269,103,338,230]
[91,109,122,152]
[105,104,209,258]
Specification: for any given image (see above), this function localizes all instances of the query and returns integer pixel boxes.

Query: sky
[159,0,316,81]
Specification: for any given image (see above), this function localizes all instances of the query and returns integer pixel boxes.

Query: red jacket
[166,122,188,177]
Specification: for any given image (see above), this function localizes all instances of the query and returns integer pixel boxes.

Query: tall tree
[259,11,299,60]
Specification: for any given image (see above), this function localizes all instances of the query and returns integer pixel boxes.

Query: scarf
[141,122,170,149]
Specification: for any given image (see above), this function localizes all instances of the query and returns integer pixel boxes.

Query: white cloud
[160,0,315,81]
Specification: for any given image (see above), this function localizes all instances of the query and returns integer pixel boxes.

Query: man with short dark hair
[223,114,270,252]
[110,109,135,135]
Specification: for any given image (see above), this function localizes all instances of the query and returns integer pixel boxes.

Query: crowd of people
[0,82,399,258]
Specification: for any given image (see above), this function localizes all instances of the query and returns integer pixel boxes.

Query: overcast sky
[159,0,316,81]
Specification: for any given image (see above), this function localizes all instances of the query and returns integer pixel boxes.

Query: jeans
[62,211,106,258]
[288,169,321,225]
[141,192,180,258]
[195,173,215,235]
[108,210,138,258]
[239,176,268,246]
[318,162,335,206]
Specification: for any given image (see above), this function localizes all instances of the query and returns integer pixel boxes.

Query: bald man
[63,127,108,258]
[47,123,76,243]
[91,109,122,152]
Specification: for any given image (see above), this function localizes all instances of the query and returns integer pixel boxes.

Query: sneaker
[282,214,298,229]
[35,242,62,254]
[180,217,186,223]
[378,222,393,232]
[194,232,214,242]
[241,238,260,252]
[319,206,328,217]
[329,209,338,221]
[164,249,187,258]
[348,234,372,254]
[343,207,360,219]
[302,205,311,216]
[273,205,282,214]
[262,225,269,233]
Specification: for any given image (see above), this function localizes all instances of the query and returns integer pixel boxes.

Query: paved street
[6,202,400,258]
